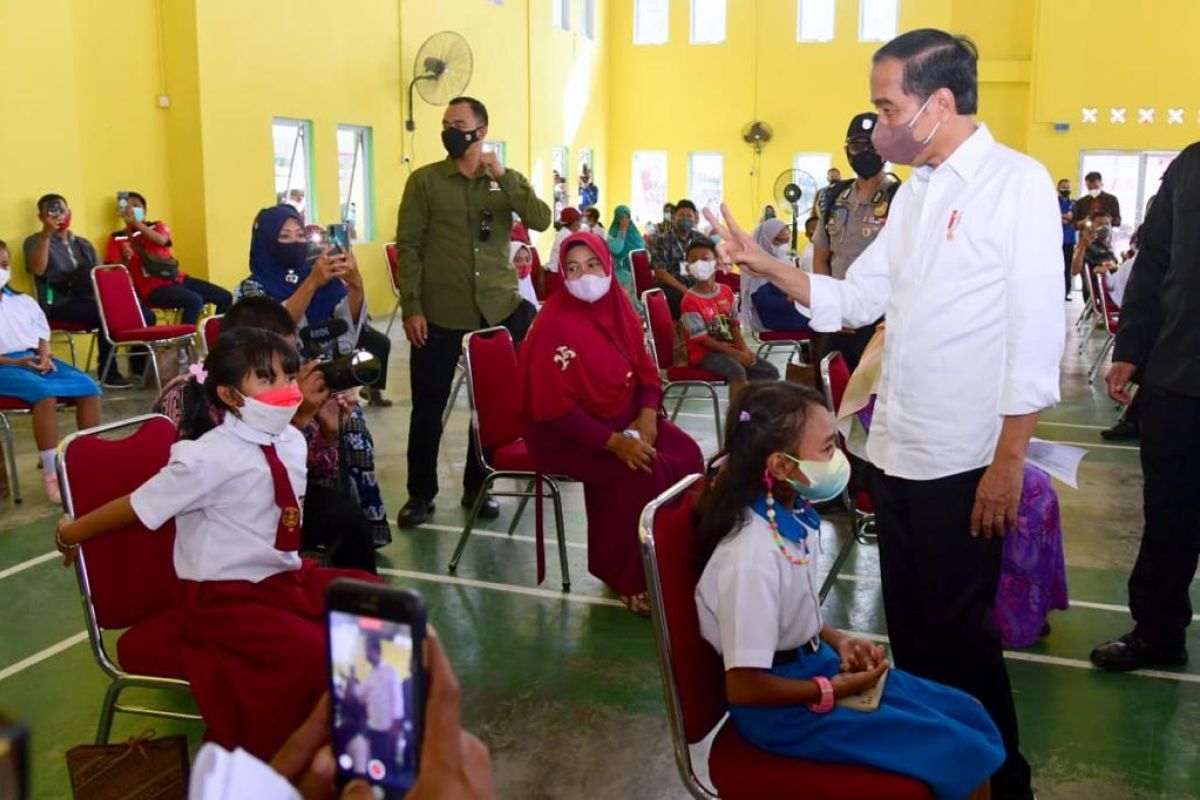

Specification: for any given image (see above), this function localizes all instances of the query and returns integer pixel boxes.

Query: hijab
[753,217,790,258]
[509,241,533,280]
[609,205,645,252]
[742,218,793,332]
[518,231,661,422]
[248,204,347,324]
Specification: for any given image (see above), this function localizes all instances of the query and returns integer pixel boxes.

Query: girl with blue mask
[693,382,1003,799]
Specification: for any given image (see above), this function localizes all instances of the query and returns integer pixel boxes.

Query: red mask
[59,212,73,231]
[253,383,304,407]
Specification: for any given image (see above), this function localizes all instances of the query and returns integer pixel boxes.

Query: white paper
[1026,438,1088,489]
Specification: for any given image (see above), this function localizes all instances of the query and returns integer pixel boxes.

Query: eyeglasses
[846,139,876,156]
[479,209,494,242]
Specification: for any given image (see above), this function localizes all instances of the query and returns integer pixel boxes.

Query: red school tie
[260,444,302,552]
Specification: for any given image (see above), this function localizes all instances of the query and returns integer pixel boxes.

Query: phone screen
[329,607,421,794]
[327,223,351,254]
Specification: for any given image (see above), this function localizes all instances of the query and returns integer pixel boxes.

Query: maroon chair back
[642,289,675,371]
[542,269,564,299]
[384,243,401,296]
[465,328,522,451]
[714,270,740,293]
[93,265,148,335]
[821,351,851,414]
[641,476,728,745]
[60,416,180,630]
[1095,275,1119,333]
[202,315,223,352]
[631,249,655,297]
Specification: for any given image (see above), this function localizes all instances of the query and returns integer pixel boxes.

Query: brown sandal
[620,593,652,617]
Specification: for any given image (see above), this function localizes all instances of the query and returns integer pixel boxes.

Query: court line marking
[0,551,58,581]
[410,522,588,551]
[379,568,1200,685]
[0,631,88,684]
[1037,422,1108,431]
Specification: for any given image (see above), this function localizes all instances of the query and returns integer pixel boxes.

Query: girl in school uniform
[0,240,100,502]
[55,327,376,760]
[693,381,1004,800]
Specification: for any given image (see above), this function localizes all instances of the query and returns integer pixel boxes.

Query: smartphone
[117,191,130,214]
[327,223,351,255]
[327,580,427,798]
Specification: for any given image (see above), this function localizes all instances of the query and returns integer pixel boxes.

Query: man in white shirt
[349,637,409,780]
[706,29,1060,800]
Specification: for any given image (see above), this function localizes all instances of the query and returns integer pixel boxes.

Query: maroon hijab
[518,232,661,422]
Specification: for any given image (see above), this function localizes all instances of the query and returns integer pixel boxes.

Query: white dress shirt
[354,662,405,733]
[695,513,823,670]
[1106,253,1136,307]
[802,125,1064,480]
[188,744,299,800]
[0,290,50,353]
[131,414,307,582]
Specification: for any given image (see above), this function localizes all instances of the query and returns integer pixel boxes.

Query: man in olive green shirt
[395,96,551,527]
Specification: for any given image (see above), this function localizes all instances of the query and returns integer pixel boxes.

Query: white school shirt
[188,744,299,800]
[1106,253,1136,307]
[354,663,405,732]
[0,291,50,353]
[130,414,307,582]
[695,512,823,670]
[800,125,1064,481]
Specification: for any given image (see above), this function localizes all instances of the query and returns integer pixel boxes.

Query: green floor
[1,299,1198,799]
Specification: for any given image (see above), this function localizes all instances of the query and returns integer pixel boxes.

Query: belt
[772,636,821,667]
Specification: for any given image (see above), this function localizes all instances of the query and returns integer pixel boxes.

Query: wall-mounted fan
[772,169,820,251]
[405,31,474,132]
[741,120,773,154]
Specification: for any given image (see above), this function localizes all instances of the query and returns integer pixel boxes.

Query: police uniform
[812,112,898,371]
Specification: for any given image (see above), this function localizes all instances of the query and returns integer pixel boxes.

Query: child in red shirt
[680,239,779,398]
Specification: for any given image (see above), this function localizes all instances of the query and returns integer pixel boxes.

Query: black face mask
[848,150,884,180]
[271,240,309,269]
[441,127,480,159]
[1059,187,1071,197]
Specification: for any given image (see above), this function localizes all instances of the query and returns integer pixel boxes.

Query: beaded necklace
[758,477,818,566]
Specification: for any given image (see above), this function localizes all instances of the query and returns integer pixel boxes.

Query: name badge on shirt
[285,270,300,284]
[489,180,501,192]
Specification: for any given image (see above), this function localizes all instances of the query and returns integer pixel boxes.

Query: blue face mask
[132,207,146,223]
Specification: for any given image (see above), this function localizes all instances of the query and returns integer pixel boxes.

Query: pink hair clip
[188,363,208,385]
[739,410,751,422]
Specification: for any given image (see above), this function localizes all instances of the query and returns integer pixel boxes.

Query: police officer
[812,111,901,370]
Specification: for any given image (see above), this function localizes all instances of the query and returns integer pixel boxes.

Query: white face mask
[235,388,303,436]
[688,259,717,281]
[783,450,851,503]
[0,268,10,291]
[1088,188,1101,198]
[565,272,612,303]
[772,243,791,259]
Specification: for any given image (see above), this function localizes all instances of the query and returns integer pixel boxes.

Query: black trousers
[406,301,537,501]
[46,296,153,377]
[868,465,1032,800]
[814,317,882,373]
[357,324,391,391]
[1062,243,1075,296]
[147,276,233,325]
[302,481,377,574]
[1129,387,1200,648]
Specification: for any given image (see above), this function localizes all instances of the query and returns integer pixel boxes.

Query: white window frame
[583,0,597,39]
[336,124,373,241]
[797,0,836,43]
[631,150,669,226]
[552,0,570,30]
[1078,149,1179,234]
[687,152,724,214]
[273,117,315,221]
[859,0,898,42]
[690,0,727,44]
[634,0,670,45]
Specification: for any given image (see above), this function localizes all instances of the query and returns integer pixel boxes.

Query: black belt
[773,637,821,667]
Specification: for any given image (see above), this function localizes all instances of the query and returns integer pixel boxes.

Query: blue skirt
[728,643,1005,800]
[0,350,101,404]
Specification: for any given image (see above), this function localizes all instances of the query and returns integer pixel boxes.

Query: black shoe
[101,372,133,389]
[363,387,393,408]
[1090,632,1188,672]
[462,491,500,519]
[397,498,435,528]
[1100,419,1139,440]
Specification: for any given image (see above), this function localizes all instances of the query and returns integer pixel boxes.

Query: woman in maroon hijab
[518,232,703,614]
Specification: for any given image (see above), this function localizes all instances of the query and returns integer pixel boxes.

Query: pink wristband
[807,676,835,714]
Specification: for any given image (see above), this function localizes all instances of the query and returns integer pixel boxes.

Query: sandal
[620,593,652,617]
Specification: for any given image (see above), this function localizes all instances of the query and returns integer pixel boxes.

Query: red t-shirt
[681,283,738,366]
[105,221,185,301]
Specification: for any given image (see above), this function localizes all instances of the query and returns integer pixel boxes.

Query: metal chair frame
[57,414,202,743]
[50,326,97,371]
[640,288,723,442]
[1086,268,1120,383]
[91,265,197,391]
[197,313,225,358]
[446,327,572,591]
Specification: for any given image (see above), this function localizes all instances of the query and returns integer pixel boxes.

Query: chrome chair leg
[448,473,498,572]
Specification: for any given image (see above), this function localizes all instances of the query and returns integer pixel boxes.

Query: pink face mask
[253,384,303,407]
[870,94,941,166]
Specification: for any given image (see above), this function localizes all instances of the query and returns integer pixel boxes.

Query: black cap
[846,112,878,141]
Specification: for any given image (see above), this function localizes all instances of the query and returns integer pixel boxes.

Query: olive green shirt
[395,157,551,330]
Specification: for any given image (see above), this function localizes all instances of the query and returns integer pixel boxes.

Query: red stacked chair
[58,414,200,743]
[91,265,196,391]
[639,476,932,800]
[641,288,725,441]
[383,242,402,336]
[631,248,655,297]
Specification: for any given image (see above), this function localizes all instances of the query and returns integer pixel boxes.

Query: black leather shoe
[397,498,435,528]
[1100,419,1139,440]
[462,491,500,519]
[1090,632,1188,672]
